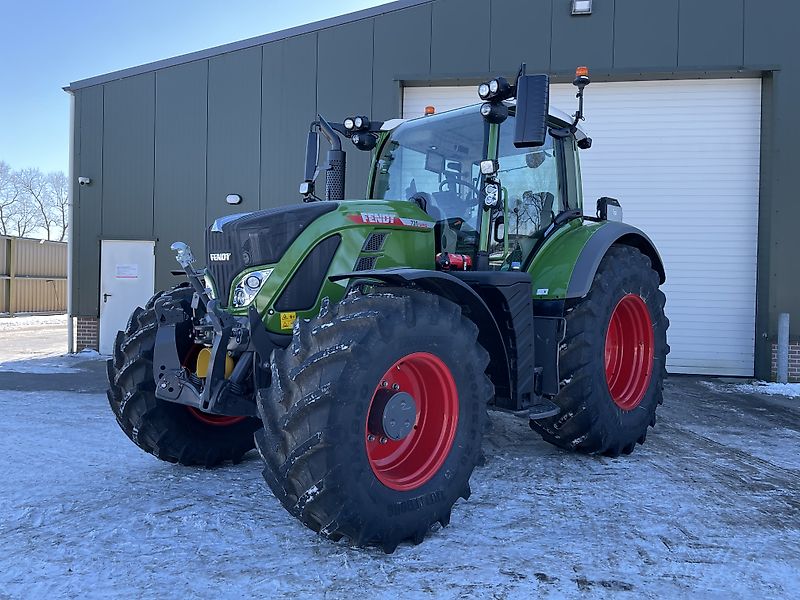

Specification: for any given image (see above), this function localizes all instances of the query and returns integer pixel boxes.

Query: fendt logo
[360,212,396,225]
[210,253,232,262]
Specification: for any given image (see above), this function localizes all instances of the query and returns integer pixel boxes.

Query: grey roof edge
[64,0,430,92]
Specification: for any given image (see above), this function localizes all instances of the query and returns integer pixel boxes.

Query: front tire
[255,288,493,552]
[531,245,669,457]
[106,286,261,466]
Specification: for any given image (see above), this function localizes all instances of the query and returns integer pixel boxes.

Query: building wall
[69,0,800,379]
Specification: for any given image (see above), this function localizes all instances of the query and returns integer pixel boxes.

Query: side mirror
[303,129,319,183]
[514,75,550,148]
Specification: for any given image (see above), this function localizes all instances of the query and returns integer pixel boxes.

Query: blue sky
[0,0,386,174]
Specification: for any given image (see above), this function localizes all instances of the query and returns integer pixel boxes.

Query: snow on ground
[0,314,67,332]
[703,380,800,399]
[0,313,68,364]
[1,363,798,599]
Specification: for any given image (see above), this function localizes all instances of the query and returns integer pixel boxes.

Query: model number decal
[348,213,434,229]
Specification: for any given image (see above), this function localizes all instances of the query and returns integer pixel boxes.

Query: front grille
[205,203,338,306]
[355,256,377,271]
[362,232,389,253]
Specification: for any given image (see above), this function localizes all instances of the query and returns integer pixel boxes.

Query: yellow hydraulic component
[195,347,234,379]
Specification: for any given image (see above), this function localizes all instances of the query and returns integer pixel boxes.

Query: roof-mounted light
[477,77,513,102]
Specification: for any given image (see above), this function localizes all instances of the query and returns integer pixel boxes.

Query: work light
[478,77,512,102]
[344,117,356,131]
[483,182,500,209]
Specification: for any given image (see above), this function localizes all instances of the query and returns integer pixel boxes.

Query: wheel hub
[369,390,417,441]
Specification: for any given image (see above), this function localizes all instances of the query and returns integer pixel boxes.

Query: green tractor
[107,66,668,552]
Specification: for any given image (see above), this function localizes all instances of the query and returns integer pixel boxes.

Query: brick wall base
[771,342,800,383]
[76,316,99,352]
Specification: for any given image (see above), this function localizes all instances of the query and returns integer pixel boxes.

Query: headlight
[231,268,274,308]
[203,275,217,300]
[478,83,490,100]
[344,117,355,131]
[489,79,499,94]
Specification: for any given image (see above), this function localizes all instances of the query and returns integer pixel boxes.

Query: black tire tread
[106,286,261,467]
[531,245,669,457]
[255,288,492,551]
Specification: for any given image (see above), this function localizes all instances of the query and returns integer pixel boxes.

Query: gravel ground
[0,350,798,599]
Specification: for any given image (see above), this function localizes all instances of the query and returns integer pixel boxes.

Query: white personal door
[99,240,156,355]
[404,79,762,376]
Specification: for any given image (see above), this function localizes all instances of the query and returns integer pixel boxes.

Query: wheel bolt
[381,381,388,387]
[380,437,388,444]
[367,434,376,442]
[392,383,400,391]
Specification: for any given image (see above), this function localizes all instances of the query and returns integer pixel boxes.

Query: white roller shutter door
[404,79,761,376]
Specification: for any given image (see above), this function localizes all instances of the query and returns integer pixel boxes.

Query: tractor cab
[369,102,590,272]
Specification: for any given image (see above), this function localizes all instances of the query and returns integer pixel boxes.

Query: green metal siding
[101,73,155,240]
[75,86,103,316]
[614,0,679,70]
[431,0,490,76]
[317,19,375,199]
[372,4,432,119]
[490,0,552,74]
[206,47,262,224]
[260,34,319,208]
[678,0,744,68]
[153,61,208,292]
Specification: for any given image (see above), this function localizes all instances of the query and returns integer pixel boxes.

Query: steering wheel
[439,177,480,199]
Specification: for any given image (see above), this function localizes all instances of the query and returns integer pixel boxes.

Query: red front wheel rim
[604,294,655,411]
[186,407,247,427]
[365,352,459,492]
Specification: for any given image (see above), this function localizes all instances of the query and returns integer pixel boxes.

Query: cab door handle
[103,293,112,303]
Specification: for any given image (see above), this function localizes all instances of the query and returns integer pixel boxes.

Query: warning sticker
[115,264,139,279]
[279,312,297,330]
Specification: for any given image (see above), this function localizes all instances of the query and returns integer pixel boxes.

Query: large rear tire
[255,288,492,552]
[530,245,669,457]
[106,286,261,466]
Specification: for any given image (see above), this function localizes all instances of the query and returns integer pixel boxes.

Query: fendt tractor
[107,66,669,552]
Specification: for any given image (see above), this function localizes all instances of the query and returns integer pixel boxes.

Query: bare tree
[0,161,21,236]
[47,171,69,241]
[16,167,54,240]
[8,193,39,238]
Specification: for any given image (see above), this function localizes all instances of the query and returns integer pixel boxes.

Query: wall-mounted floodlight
[226,194,242,205]
[571,0,592,15]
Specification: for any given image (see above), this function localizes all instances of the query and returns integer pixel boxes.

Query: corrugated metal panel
[404,79,762,376]
[15,238,67,277]
[13,280,67,313]
[0,236,67,314]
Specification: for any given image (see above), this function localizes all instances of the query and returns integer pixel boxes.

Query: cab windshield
[371,105,566,268]
[371,107,489,255]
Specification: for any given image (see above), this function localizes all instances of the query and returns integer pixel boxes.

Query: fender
[330,268,515,408]
[528,220,666,300]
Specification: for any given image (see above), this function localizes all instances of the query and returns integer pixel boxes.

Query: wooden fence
[0,236,67,315]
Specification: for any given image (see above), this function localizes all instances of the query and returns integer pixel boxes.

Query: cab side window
[495,127,565,267]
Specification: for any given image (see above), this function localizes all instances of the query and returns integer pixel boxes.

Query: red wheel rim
[365,352,459,492]
[186,407,246,427]
[604,294,655,411]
